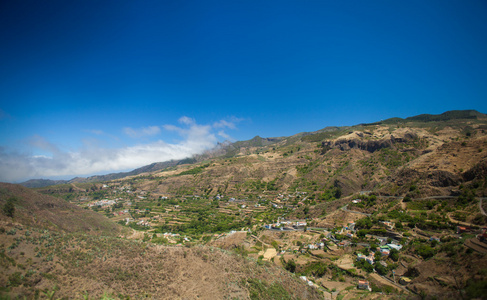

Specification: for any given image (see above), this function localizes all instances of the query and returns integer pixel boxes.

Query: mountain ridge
[7,109,487,299]
[19,109,486,188]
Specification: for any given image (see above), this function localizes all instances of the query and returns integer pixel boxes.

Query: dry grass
[0,222,322,299]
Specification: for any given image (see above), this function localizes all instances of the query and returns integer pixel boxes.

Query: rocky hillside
[80,110,485,204]
[22,110,487,193]
[11,110,487,299]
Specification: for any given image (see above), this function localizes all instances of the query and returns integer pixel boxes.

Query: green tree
[390,248,399,262]
[416,244,435,259]
[271,240,279,251]
[2,197,15,218]
[356,217,373,229]
[355,259,374,273]
[374,262,388,276]
[284,259,296,273]
[395,221,403,230]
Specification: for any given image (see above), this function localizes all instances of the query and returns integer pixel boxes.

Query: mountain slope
[22,109,487,198]
[370,109,487,125]
[21,110,486,189]
[11,110,487,299]
[32,110,487,203]
[94,110,486,206]
[0,183,322,299]
[0,183,122,236]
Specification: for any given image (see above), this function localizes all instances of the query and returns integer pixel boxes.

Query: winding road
[479,198,487,216]
[340,204,371,216]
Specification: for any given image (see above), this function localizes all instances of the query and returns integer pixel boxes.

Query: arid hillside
[0,183,123,236]
[8,110,487,299]
[84,112,487,203]
[0,184,322,299]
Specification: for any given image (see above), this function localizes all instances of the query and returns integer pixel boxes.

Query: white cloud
[213,120,236,129]
[0,117,239,182]
[178,116,195,125]
[217,130,232,140]
[213,117,244,129]
[123,126,161,138]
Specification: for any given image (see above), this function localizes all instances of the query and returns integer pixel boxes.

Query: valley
[2,110,487,299]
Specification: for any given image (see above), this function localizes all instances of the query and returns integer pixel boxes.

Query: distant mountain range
[20,109,486,188]
[365,109,485,125]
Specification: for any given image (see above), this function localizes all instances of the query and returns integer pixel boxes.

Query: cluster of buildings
[357,252,376,264]
[306,242,326,250]
[124,218,150,227]
[136,220,150,227]
[88,199,118,207]
[356,243,403,265]
[113,210,129,216]
[162,232,180,238]
[336,221,356,239]
[379,221,395,230]
[264,220,307,230]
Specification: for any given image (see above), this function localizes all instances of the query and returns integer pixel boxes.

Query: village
[72,182,487,298]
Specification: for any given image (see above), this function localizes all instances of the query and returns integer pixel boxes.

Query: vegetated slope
[367,109,486,125]
[19,138,283,188]
[0,226,321,299]
[15,110,487,299]
[19,179,68,189]
[21,109,487,189]
[0,184,322,299]
[20,160,185,188]
[32,110,487,224]
[0,183,122,236]
[103,111,486,204]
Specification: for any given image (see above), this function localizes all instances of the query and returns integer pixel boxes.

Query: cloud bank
[0,117,239,182]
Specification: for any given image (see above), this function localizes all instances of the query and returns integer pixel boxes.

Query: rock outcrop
[322,132,418,153]
[463,159,487,182]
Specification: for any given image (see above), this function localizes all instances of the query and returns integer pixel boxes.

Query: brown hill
[0,183,322,299]
[0,222,321,299]
[0,183,122,236]
[100,116,486,203]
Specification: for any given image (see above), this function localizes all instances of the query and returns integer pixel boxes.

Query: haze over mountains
[20,110,487,188]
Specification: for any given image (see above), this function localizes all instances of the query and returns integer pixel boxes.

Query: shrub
[465,279,487,299]
[374,262,388,276]
[2,197,16,218]
[416,244,435,259]
[390,248,399,262]
[404,266,420,278]
[355,217,373,229]
[355,259,374,273]
[8,272,23,287]
[151,237,169,245]
[302,261,327,277]
[284,259,296,273]
[271,240,279,251]
[246,278,292,300]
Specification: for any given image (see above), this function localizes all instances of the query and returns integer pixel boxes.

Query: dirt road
[369,273,410,294]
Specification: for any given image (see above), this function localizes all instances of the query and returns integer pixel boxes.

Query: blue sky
[1,0,486,182]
